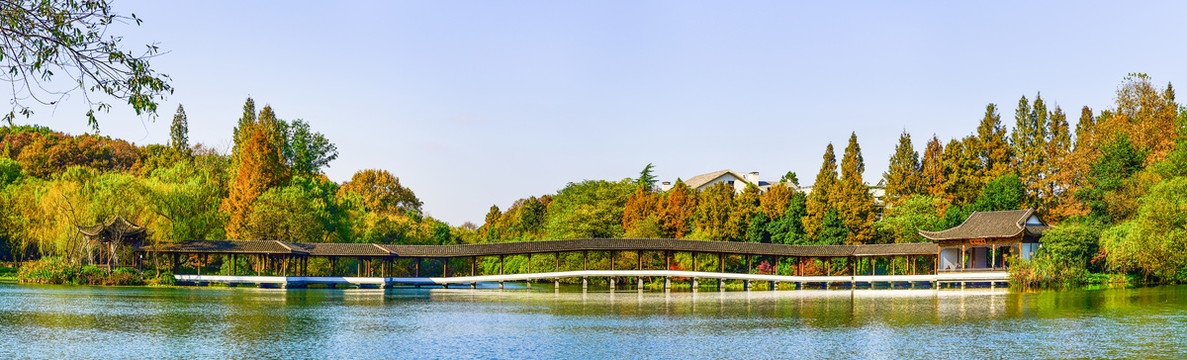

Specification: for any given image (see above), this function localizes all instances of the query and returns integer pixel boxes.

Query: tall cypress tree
[1012,94,1048,209]
[921,135,946,197]
[803,143,838,241]
[1043,106,1072,219]
[835,132,875,244]
[884,131,922,205]
[168,104,188,152]
[975,103,1012,182]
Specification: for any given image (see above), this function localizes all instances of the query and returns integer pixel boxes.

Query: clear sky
[17,1,1187,226]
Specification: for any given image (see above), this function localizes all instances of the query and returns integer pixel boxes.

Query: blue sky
[18,1,1187,225]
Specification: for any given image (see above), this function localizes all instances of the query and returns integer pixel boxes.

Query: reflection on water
[0,284,1184,359]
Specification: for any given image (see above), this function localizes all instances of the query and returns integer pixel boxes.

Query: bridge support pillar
[442,283,449,289]
[769,281,776,291]
[554,279,560,289]
[498,281,504,289]
[609,278,616,290]
[582,277,588,290]
[470,282,476,289]
[637,277,643,290]
[691,278,699,291]
[664,277,670,291]
[824,282,830,290]
[744,280,751,291]
[526,280,531,290]
[717,279,724,292]
[960,281,965,290]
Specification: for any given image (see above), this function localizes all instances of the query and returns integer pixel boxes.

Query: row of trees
[0,98,452,262]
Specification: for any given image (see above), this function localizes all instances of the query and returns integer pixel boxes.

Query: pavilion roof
[77,216,145,241]
[918,209,1047,241]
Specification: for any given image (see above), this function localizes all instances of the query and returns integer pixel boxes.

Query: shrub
[1009,255,1087,290]
[76,265,107,285]
[17,257,78,284]
[146,270,175,286]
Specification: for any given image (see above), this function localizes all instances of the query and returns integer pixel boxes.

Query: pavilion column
[471,256,476,277]
[991,244,997,269]
[443,257,448,277]
[499,255,504,275]
[665,251,671,270]
[582,251,587,271]
[961,245,967,270]
[692,252,698,272]
[416,258,422,277]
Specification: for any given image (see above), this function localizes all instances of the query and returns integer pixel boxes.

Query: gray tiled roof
[918,209,1045,241]
[142,239,940,258]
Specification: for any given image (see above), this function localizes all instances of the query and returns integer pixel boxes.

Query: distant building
[659,170,798,194]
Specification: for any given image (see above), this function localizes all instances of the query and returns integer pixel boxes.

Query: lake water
[0,283,1184,359]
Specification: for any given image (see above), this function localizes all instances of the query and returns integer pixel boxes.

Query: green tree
[1012,94,1048,208]
[636,163,657,191]
[0,158,21,188]
[543,179,634,239]
[780,171,800,186]
[143,160,226,241]
[803,143,838,241]
[169,105,189,153]
[883,131,922,205]
[816,208,848,245]
[1042,105,1072,218]
[873,194,947,243]
[1099,176,1187,282]
[283,119,338,176]
[768,191,807,245]
[0,0,172,128]
[243,175,342,242]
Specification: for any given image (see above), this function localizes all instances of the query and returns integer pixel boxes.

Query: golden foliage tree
[337,169,422,216]
[693,182,735,241]
[920,135,946,197]
[974,103,1013,182]
[1011,94,1048,209]
[759,183,794,220]
[940,137,982,206]
[622,186,662,236]
[833,133,875,244]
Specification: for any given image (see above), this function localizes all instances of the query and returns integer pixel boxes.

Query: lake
[0,283,1184,359]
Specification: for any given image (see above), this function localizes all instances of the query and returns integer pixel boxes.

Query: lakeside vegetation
[0,74,1184,290]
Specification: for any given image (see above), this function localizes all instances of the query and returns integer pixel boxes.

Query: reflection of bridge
[145,238,1009,290]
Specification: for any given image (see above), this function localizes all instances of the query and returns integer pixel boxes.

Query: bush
[146,270,176,286]
[17,257,77,284]
[1008,255,1087,290]
[107,267,144,286]
[76,265,107,285]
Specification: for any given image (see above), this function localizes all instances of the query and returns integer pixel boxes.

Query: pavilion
[919,209,1046,272]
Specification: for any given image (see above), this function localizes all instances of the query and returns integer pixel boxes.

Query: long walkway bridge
[142,238,1008,290]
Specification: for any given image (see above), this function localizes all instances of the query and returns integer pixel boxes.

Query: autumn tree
[693,182,736,241]
[941,137,982,206]
[759,183,794,220]
[222,105,289,239]
[883,131,922,205]
[660,179,697,238]
[1041,105,1072,219]
[833,133,875,244]
[337,169,422,216]
[622,186,662,236]
[920,136,946,197]
[974,103,1013,182]
[732,183,762,242]
[803,144,838,242]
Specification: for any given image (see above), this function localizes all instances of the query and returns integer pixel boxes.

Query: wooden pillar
[499,255,504,275]
[665,251,671,270]
[747,255,752,274]
[528,253,533,274]
[415,257,421,277]
[692,252,698,272]
[961,245,966,269]
[637,250,643,270]
[610,251,615,271]
[443,258,448,277]
[582,251,587,271]
[991,243,997,269]
[797,257,803,276]
[719,253,724,273]
[555,252,560,272]
[471,256,476,277]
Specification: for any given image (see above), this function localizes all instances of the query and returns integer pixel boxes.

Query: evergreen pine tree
[883,131,922,205]
[168,104,188,152]
[803,143,838,241]
[975,103,1013,182]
